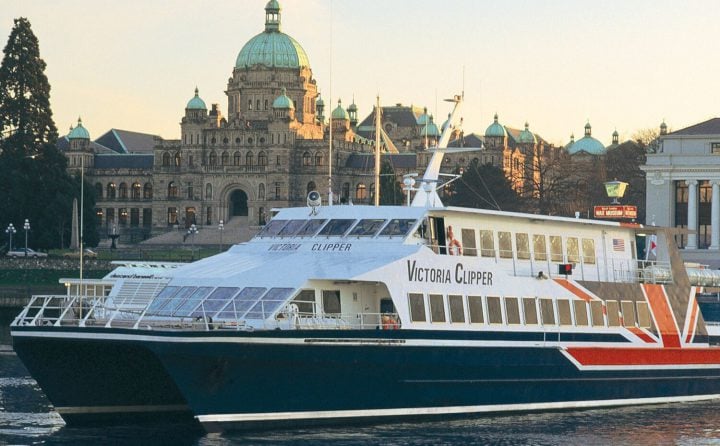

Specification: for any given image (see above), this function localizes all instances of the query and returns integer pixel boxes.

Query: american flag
[612,238,625,252]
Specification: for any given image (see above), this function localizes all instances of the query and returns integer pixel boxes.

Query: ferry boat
[12,95,720,431]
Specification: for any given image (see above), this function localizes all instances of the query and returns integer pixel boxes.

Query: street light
[187,223,198,260]
[218,220,224,252]
[23,219,30,257]
[5,223,16,252]
[604,180,629,205]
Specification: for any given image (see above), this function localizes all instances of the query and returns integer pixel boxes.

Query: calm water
[3,305,720,445]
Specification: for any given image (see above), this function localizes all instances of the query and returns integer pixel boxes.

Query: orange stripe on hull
[567,347,720,366]
[643,284,680,348]
[553,279,594,302]
[627,327,656,344]
[685,297,699,344]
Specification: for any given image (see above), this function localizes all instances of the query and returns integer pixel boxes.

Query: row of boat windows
[258,218,417,238]
[457,229,600,264]
[146,286,293,320]
[407,293,653,329]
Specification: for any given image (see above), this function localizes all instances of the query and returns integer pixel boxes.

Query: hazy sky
[1,0,718,146]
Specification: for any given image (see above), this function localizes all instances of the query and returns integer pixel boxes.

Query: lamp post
[218,220,224,252]
[23,219,30,257]
[604,180,629,205]
[5,223,16,252]
[187,224,198,260]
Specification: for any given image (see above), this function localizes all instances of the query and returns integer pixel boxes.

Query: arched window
[235,137,241,144]
[162,152,171,166]
[95,183,103,199]
[234,151,241,165]
[307,181,316,196]
[315,152,324,166]
[258,151,267,166]
[302,151,311,166]
[246,151,254,166]
[209,151,217,166]
[132,182,141,199]
[342,182,350,201]
[168,181,178,198]
[258,183,265,200]
[174,152,181,167]
[107,183,116,199]
[356,183,367,201]
[264,99,268,110]
[256,99,261,110]
[205,183,213,200]
[223,137,228,145]
[144,183,153,199]
[221,151,229,165]
[119,182,128,199]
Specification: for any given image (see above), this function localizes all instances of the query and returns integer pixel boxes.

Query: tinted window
[409,293,426,322]
[379,219,416,236]
[348,219,386,237]
[523,298,538,324]
[317,219,355,236]
[258,219,288,237]
[468,296,484,323]
[296,219,327,236]
[498,231,513,259]
[429,294,446,323]
[540,298,555,325]
[449,295,465,323]
[505,297,520,325]
[557,299,572,325]
[322,290,342,314]
[516,233,530,260]
[487,296,502,324]
[573,300,589,326]
[277,220,307,236]
[461,229,477,257]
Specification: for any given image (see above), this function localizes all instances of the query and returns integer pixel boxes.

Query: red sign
[593,205,637,219]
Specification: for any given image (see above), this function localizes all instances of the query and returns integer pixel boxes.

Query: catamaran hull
[144,330,720,431]
[11,326,194,426]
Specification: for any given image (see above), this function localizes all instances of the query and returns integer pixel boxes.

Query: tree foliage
[0,17,97,250]
[448,160,522,211]
[379,159,405,205]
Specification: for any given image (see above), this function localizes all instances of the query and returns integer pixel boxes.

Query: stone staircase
[141,217,260,247]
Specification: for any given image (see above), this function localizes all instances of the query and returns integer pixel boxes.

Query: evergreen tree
[448,160,522,211]
[379,159,404,205]
[0,18,96,249]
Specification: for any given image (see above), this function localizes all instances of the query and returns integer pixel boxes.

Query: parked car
[63,248,98,259]
[7,248,48,258]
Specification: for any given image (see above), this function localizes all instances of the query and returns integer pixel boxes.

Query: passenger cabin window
[557,299,572,325]
[540,298,555,325]
[292,289,316,313]
[173,287,213,317]
[621,301,636,327]
[258,219,287,237]
[348,219,386,237]
[505,297,521,325]
[550,236,563,262]
[573,300,589,326]
[637,302,652,328]
[408,293,427,322]
[216,287,266,319]
[590,301,605,326]
[201,287,241,316]
[318,219,355,236]
[516,233,530,260]
[429,294,446,323]
[277,219,307,236]
[487,296,502,324]
[523,298,538,324]
[582,238,596,264]
[567,237,580,263]
[606,301,620,326]
[468,295,484,323]
[296,219,327,236]
[533,235,547,261]
[498,231,513,259]
[448,295,465,323]
[480,230,495,258]
[379,219,416,236]
[322,290,341,314]
[461,229,477,256]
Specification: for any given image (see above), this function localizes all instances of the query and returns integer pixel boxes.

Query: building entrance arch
[230,189,249,217]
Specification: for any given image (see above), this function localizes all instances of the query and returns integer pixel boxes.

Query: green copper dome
[68,117,90,140]
[420,115,440,137]
[272,87,294,109]
[235,1,310,69]
[518,122,536,144]
[485,113,506,137]
[568,122,606,155]
[331,99,349,120]
[417,107,430,126]
[186,87,207,110]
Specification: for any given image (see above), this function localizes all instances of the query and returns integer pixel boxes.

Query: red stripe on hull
[566,347,720,366]
[553,279,594,303]
[627,327,656,344]
[685,295,699,344]
[643,284,680,348]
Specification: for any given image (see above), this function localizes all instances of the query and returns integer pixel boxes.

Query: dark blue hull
[11,326,195,426]
[145,329,720,431]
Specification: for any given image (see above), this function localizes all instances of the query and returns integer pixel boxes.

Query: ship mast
[374,95,381,207]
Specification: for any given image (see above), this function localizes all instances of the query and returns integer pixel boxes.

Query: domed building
[567,122,606,156]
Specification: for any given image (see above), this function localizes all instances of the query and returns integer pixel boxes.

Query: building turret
[185,87,208,120]
[316,93,325,123]
[66,117,93,169]
[612,129,619,145]
[348,97,358,128]
[567,121,606,156]
[660,120,668,136]
[273,87,296,121]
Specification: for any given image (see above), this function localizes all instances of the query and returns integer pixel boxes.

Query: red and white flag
[646,234,657,260]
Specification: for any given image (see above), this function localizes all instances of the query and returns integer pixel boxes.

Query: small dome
[68,117,90,140]
[235,1,310,69]
[316,93,324,107]
[272,87,294,109]
[348,101,357,112]
[660,121,667,130]
[331,99,349,120]
[568,122,605,155]
[417,107,430,126]
[420,115,440,137]
[485,113,506,137]
[612,129,619,137]
[518,122,536,144]
[186,87,207,110]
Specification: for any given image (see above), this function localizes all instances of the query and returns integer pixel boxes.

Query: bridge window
[408,293,427,323]
[379,219,416,237]
[277,219,306,237]
[317,219,355,236]
[295,219,327,237]
[348,219,386,237]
